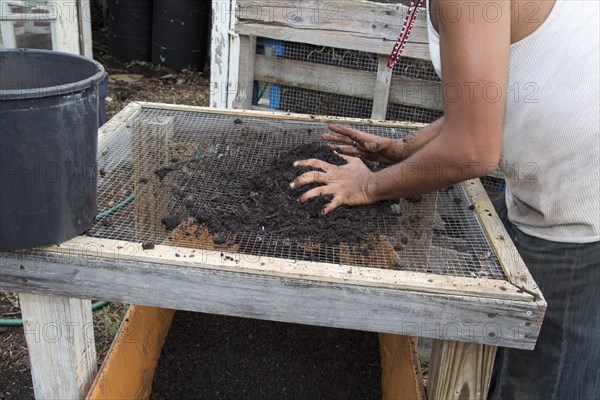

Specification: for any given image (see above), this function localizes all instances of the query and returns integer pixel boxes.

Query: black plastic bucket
[109,0,153,62]
[0,49,106,250]
[151,0,209,70]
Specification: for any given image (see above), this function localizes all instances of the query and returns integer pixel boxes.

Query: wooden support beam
[132,116,174,241]
[379,334,427,400]
[210,0,237,108]
[234,34,257,109]
[19,293,97,399]
[3,249,541,350]
[371,55,393,120]
[427,340,497,400]
[86,306,175,400]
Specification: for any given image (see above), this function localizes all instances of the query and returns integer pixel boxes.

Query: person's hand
[322,124,407,164]
[290,155,375,215]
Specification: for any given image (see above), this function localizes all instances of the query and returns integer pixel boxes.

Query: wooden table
[0,103,546,399]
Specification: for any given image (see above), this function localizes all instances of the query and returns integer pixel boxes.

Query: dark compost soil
[166,142,401,250]
[150,311,382,399]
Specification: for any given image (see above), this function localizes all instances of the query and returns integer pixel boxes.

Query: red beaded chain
[387,0,424,69]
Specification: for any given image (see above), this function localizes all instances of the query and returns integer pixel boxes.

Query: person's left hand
[289,155,375,215]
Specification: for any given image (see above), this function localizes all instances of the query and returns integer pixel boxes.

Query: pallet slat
[235,0,430,59]
[253,55,442,110]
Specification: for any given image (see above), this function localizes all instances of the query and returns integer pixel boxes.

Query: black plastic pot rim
[0,48,106,101]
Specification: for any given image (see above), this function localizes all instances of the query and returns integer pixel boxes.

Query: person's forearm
[366,125,499,201]
[390,117,444,162]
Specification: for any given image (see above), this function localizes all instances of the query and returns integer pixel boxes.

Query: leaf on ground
[109,74,144,83]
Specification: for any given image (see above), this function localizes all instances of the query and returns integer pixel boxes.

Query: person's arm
[322,118,444,163]
[365,0,510,201]
[292,0,511,214]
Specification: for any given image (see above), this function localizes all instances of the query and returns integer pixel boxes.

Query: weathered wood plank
[428,340,497,400]
[137,101,427,129]
[235,22,431,61]
[254,54,377,100]
[234,0,430,60]
[19,293,97,399]
[30,236,530,301]
[211,0,237,108]
[2,252,544,349]
[132,116,174,241]
[371,55,393,120]
[86,306,175,400]
[463,179,543,299]
[253,55,442,110]
[228,19,242,109]
[234,34,257,109]
[98,102,141,147]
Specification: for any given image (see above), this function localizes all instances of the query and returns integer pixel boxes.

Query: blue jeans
[488,194,600,400]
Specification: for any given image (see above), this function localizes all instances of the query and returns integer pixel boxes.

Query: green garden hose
[0,300,110,327]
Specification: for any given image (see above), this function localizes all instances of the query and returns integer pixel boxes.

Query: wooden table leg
[427,340,497,400]
[87,305,175,399]
[379,333,427,400]
[19,293,97,399]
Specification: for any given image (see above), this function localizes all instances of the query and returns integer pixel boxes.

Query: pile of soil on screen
[163,142,407,251]
[150,311,382,399]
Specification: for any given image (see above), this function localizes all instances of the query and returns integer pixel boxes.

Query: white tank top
[427,0,600,243]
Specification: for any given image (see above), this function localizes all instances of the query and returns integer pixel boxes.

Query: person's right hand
[322,124,407,164]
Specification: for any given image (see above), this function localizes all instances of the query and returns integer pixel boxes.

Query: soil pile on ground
[180,142,398,247]
[150,311,382,399]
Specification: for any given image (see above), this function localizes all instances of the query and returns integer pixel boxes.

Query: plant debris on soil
[165,142,399,250]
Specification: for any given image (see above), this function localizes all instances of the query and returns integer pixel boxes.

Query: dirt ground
[0,39,211,399]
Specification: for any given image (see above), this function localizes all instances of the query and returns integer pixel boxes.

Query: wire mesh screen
[86,107,505,280]
[255,40,443,124]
